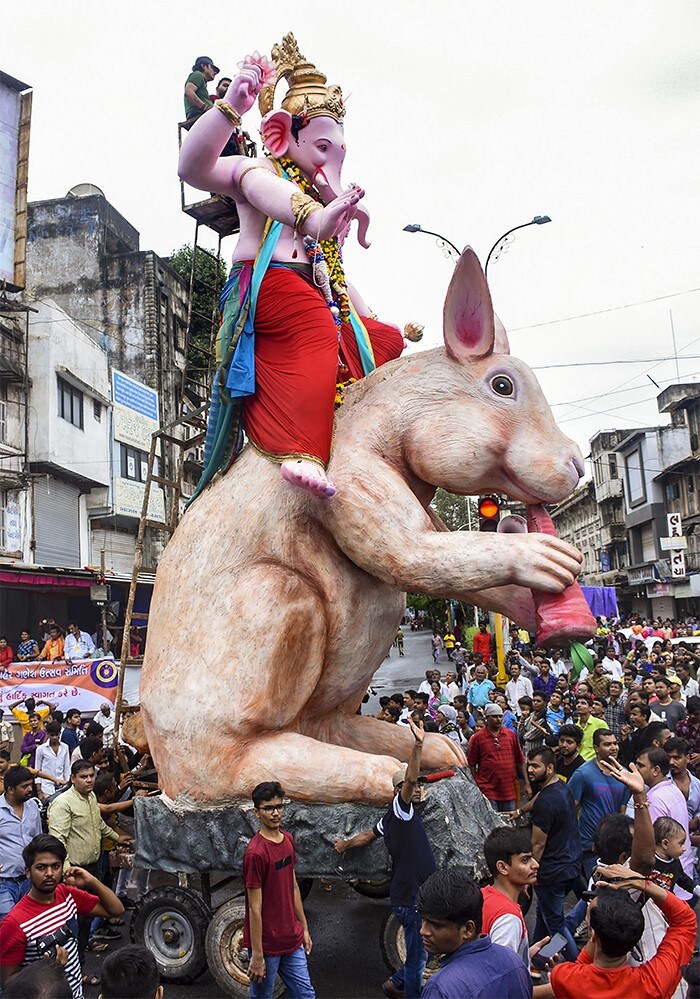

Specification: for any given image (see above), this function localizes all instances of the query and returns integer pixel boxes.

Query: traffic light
[478,495,501,532]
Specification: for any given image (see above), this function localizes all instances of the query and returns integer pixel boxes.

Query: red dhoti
[243,268,404,466]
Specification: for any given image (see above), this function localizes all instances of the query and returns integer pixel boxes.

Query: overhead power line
[511,286,700,332]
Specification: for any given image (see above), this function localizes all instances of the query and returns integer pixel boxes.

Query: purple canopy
[581,586,619,620]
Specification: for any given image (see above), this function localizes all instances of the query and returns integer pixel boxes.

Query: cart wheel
[130,886,211,983]
[380,910,440,982]
[205,899,284,998]
[380,910,405,972]
[349,878,391,899]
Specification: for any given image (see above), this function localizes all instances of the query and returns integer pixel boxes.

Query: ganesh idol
[179,34,418,502]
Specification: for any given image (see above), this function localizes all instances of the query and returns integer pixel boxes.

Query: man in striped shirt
[0,833,124,999]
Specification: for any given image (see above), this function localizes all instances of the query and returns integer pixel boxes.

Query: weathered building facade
[0,189,193,638]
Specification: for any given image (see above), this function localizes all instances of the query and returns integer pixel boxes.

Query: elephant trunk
[313,168,371,249]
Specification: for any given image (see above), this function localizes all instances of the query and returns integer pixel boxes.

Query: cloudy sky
[4,0,700,470]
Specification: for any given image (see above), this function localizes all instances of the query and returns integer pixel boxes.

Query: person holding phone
[534,863,696,998]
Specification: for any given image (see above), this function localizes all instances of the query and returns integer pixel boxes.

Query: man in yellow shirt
[443,632,456,662]
[48,759,132,960]
[11,697,54,735]
[576,694,609,760]
[37,625,64,662]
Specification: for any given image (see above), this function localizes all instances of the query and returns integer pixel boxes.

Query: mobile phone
[537,932,568,960]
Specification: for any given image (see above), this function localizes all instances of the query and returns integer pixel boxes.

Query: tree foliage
[407,491,478,629]
[430,489,477,532]
[168,244,228,385]
[406,593,450,630]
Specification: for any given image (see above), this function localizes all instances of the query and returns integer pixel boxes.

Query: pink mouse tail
[526,505,597,647]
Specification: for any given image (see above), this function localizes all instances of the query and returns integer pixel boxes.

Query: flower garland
[277,157,351,322]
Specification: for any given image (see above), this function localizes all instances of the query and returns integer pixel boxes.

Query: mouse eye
[491,374,514,397]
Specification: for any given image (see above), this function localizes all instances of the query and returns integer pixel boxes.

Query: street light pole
[403,224,460,261]
[484,216,551,278]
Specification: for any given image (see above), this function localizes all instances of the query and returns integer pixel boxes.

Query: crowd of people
[0,620,146,667]
[366,614,700,997]
[3,613,700,997]
[0,694,155,998]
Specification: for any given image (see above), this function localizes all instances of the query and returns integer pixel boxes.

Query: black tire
[130,886,211,983]
[349,878,391,899]
[205,899,284,998]
[380,909,441,983]
[380,909,405,972]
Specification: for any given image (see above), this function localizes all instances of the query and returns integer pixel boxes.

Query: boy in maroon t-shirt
[242,781,314,998]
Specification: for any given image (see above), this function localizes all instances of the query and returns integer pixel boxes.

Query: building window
[624,447,646,506]
[93,399,102,422]
[0,490,5,549]
[120,443,150,483]
[666,481,680,503]
[57,376,84,429]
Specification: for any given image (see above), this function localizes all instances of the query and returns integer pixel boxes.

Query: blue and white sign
[599,550,611,573]
[112,370,159,450]
[113,370,158,420]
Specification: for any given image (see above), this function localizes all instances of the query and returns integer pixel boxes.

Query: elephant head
[261,110,371,247]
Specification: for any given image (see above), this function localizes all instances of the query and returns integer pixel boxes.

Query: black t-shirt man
[556,753,585,783]
[531,779,582,884]
[372,793,436,906]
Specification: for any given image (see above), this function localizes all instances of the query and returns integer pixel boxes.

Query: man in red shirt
[471,624,492,664]
[0,833,124,999]
[242,781,314,997]
[535,863,696,999]
[0,636,14,668]
[467,704,531,811]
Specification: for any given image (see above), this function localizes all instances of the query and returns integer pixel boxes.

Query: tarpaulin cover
[581,586,619,620]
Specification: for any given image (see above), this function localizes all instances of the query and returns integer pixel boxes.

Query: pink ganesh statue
[179,33,410,504]
[139,238,590,807]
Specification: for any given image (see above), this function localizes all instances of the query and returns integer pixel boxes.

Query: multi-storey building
[0,301,30,565]
[553,410,700,620]
[550,480,602,583]
[0,187,193,639]
[589,430,628,586]
[655,384,700,617]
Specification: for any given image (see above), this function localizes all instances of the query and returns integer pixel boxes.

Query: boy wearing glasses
[242,782,314,998]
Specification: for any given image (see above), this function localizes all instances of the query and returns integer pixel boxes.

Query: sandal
[82,975,100,987]
[87,941,109,954]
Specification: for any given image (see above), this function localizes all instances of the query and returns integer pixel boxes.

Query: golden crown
[258,32,345,123]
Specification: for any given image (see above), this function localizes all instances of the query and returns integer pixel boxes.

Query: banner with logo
[0,659,119,714]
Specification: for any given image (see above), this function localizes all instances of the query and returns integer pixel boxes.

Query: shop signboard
[111,370,165,522]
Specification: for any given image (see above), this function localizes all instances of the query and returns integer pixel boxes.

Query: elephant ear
[260,110,293,157]
[443,248,496,361]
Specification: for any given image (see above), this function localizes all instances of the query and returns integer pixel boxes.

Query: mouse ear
[443,248,498,361]
[494,313,510,356]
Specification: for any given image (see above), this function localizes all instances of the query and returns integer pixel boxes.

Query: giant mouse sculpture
[139,249,585,806]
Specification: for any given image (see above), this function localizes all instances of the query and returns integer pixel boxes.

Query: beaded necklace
[276,157,350,322]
